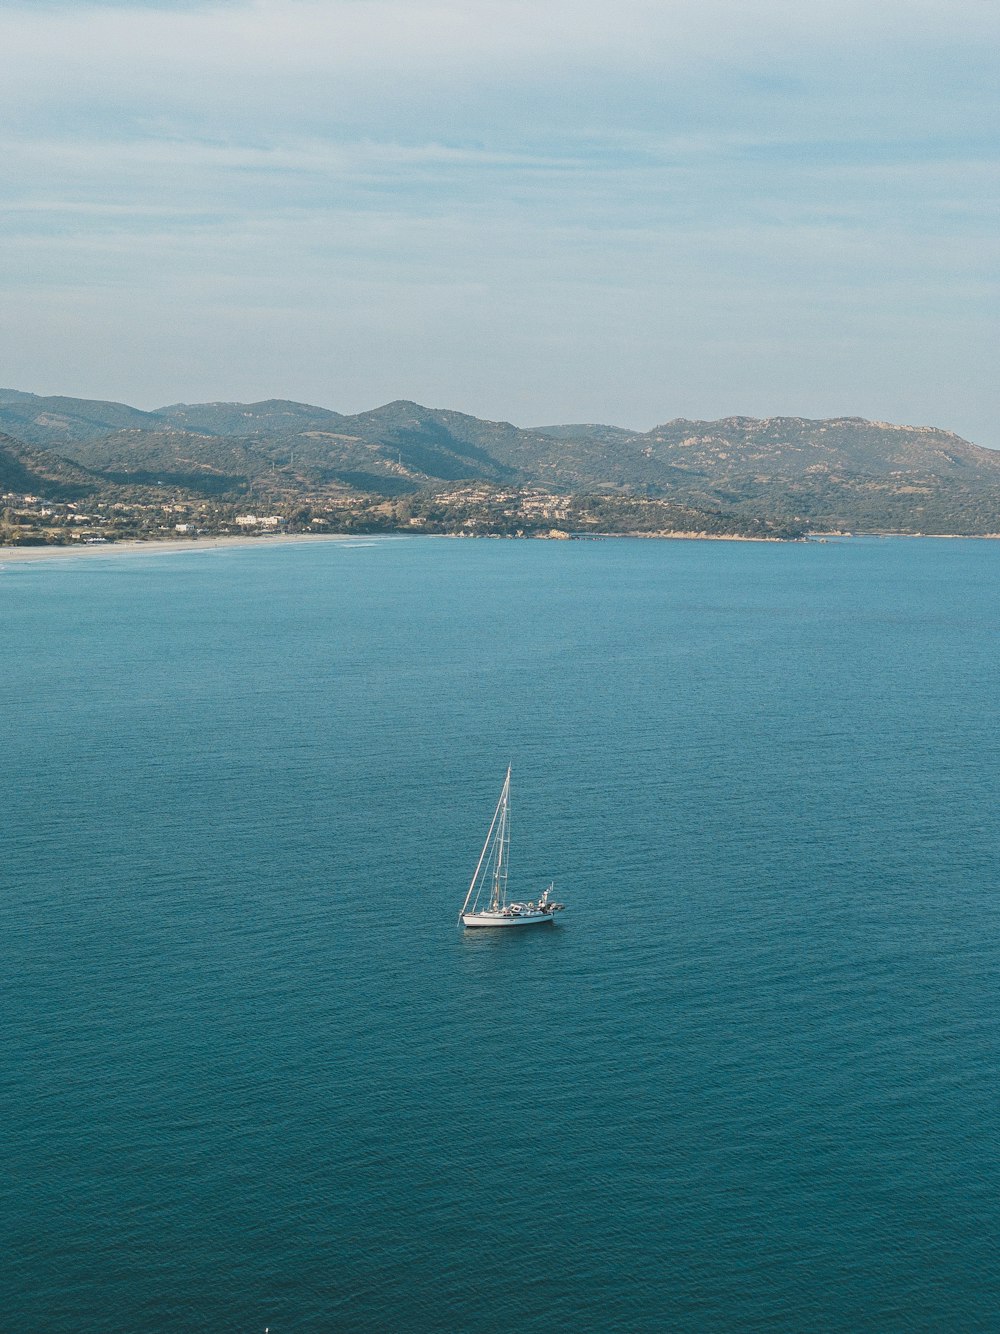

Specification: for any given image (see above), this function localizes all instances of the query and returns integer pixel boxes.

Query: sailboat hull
[461,910,557,928]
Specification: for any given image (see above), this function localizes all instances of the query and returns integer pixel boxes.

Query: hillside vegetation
[3,388,1000,540]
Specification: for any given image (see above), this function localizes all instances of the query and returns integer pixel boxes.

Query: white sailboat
[458,766,566,928]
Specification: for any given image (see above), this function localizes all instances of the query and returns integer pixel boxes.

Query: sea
[3,535,999,1333]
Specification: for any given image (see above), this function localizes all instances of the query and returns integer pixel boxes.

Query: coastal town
[1,485,803,546]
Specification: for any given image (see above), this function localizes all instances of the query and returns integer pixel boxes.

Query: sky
[1,0,998,441]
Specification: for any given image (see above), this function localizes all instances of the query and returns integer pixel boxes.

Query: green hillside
[6,389,1000,536]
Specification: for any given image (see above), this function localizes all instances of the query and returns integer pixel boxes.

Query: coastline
[4,530,1000,564]
[603,531,787,542]
[0,531,788,561]
[0,532,374,563]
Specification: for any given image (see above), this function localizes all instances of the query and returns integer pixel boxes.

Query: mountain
[55,429,269,495]
[0,431,100,498]
[7,389,1000,534]
[532,423,636,446]
[614,417,1000,534]
[155,399,346,437]
[0,390,164,446]
[632,416,1000,482]
[324,401,523,483]
[307,401,689,491]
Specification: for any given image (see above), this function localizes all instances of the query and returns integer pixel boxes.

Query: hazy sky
[2,0,998,441]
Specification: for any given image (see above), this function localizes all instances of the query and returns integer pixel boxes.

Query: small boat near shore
[458,766,566,928]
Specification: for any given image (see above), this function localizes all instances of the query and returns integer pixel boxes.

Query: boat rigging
[458,766,566,928]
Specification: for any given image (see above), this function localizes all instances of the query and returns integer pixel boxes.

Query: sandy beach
[0,532,382,563]
[5,532,998,564]
[0,532,781,562]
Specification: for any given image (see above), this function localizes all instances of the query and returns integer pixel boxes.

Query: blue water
[3,536,999,1332]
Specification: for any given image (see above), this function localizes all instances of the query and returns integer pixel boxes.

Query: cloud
[0,0,997,440]
[3,1,998,123]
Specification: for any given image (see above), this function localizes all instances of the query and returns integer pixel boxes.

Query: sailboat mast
[490,766,511,911]
[458,769,508,923]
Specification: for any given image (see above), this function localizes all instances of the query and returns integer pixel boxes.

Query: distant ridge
[532,424,636,446]
[0,390,162,444]
[157,399,346,437]
[4,388,1000,535]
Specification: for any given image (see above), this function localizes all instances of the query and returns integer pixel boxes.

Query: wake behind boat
[458,766,566,928]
